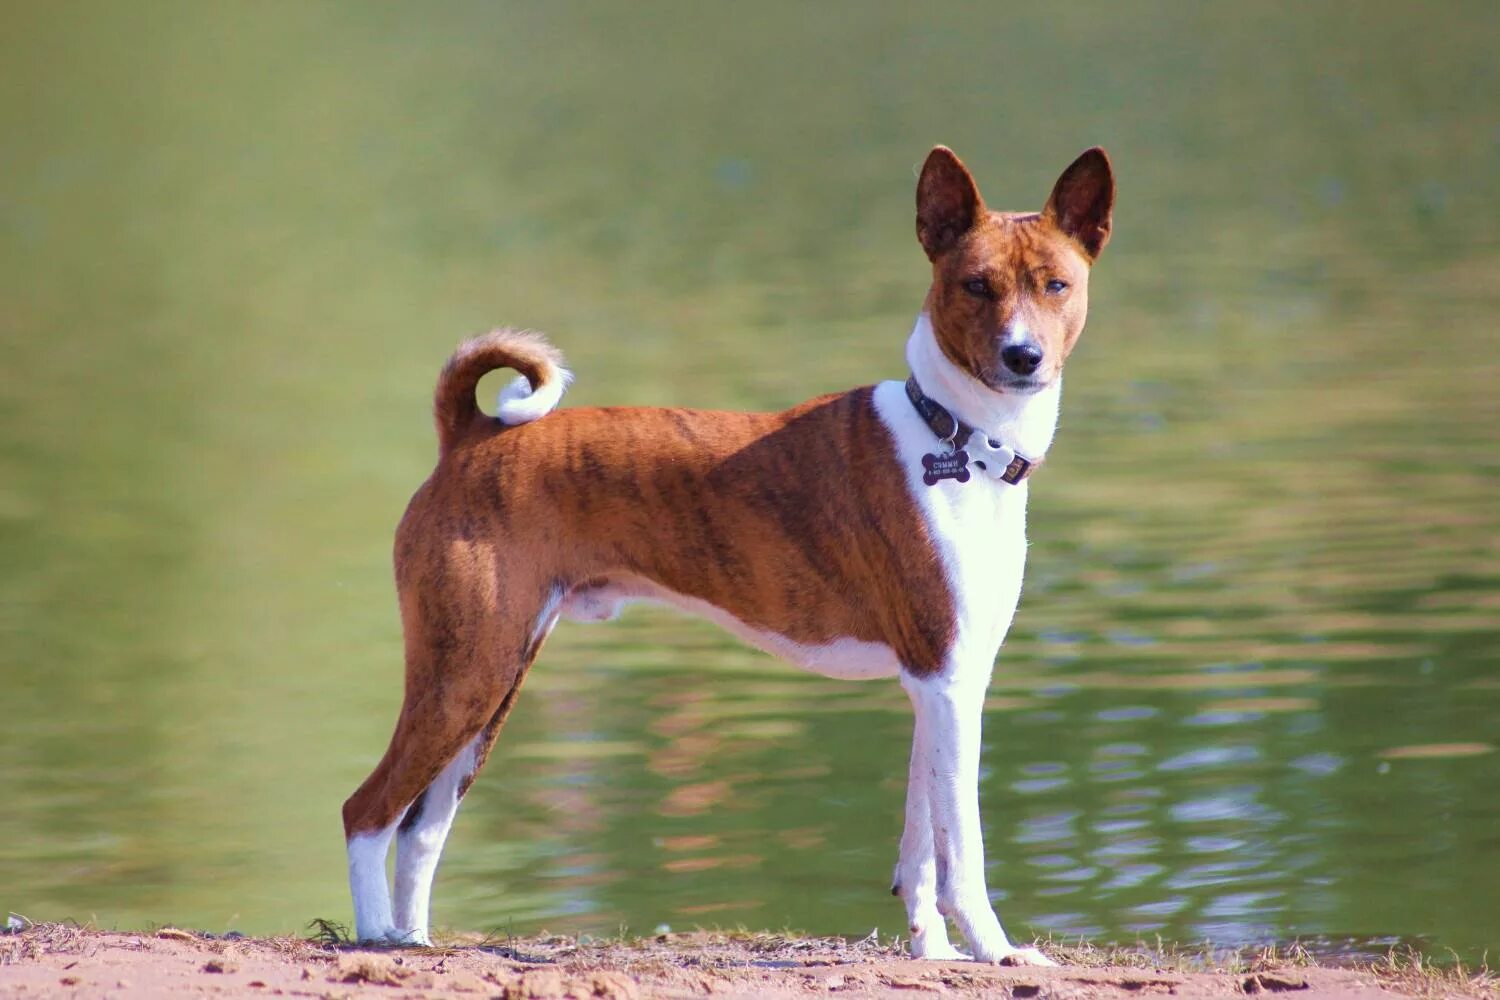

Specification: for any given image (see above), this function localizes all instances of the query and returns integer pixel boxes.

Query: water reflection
[422,616,1499,960]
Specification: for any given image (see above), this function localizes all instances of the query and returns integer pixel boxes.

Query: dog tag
[921,449,971,486]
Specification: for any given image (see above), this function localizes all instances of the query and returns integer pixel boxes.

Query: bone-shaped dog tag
[921,449,970,486]
[968,437,1016,479]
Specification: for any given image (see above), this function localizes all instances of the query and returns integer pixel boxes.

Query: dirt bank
[1,922,1490,999]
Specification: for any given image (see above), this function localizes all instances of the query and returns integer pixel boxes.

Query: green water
[3,2,1497,963]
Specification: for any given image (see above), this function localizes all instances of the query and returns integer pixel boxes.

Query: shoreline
[2,922,1494,999]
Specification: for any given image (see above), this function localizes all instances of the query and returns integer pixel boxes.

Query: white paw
[354,926,430,947]
[907,917,967,961]
[966,935,1062,965]
[911,940,967,961]
[990,945,1056,967]
[387,928,432,947]
[354,926,398,946]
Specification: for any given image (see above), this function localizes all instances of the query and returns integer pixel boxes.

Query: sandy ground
[1,923,1490,1000]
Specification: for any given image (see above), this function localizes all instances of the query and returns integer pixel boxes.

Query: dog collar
[904,376,1040,486]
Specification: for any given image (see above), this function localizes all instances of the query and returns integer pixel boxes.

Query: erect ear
[1044,147,1115,259]
[916,146,983,261]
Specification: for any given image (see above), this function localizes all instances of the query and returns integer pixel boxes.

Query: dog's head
[916,147,1114,394]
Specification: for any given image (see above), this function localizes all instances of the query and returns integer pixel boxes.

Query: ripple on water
[1289,752,1345,776]
[1095,705,1161,722]
[1203,890,1284,919]
[1170,790,1282,824]
[1089,760,1146,783]
[1045,865,1101,883]
[1093,836,1159,859]
[1128,897,1190,918]
[1030,912,1106,938]
[1015,810,1080,845]
[1185,835,1247,854]
[1099,863,1166,891]
[1158,745,1263,771]
[1167,858,1267,890]
[1092,817,1149,835]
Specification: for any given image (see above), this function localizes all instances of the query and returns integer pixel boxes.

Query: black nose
[1000,342,1043,376]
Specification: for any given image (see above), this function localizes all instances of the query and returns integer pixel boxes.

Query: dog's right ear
[916,146,983,261]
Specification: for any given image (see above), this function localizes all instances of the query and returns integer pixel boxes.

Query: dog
[343,146,1114,964]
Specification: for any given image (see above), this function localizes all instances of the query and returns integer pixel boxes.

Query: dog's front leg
[902,669,1054,967]
[893,706,963,959]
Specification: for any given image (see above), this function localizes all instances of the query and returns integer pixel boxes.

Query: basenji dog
[343,146,1114,964]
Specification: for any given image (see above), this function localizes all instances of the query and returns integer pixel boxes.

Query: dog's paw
[354,927,430,948]
[351,921,396,946]
[911,940,967,961]
[386,928,432,948]
[906,916,966,961]
[965,934,1057,967]
[996,945,1056,967]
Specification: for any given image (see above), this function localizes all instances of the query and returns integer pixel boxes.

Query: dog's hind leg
[343,583,558,945]
[344,807,401,944]
[343,685,494,945]
[389,732,481,945]
[391,663,537,943]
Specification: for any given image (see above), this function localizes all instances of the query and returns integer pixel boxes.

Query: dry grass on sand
[1,918,1494,999]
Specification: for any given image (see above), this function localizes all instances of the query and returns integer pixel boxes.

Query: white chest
[872,380,1032,665]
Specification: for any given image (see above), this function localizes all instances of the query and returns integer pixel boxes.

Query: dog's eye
[963,277,991,298]
[1044,278,1069,295]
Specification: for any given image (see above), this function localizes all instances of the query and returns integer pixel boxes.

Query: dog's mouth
[981,370,1050,395]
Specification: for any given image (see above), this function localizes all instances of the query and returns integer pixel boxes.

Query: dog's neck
[904,312,1062,460]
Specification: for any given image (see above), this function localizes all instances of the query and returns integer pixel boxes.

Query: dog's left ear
[1044,147,1114,259]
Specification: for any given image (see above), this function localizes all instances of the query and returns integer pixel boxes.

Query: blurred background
[2,1,1497,963]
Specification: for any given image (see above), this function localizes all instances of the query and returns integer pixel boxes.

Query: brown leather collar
[904,376,1040,485]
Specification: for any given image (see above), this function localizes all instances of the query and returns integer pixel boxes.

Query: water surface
[2,2,1497,963]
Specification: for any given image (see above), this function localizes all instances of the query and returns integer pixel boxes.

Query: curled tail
[433,328,571,454]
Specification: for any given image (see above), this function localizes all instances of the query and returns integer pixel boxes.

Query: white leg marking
[348,821,400,944]
[896,707,963,960]
[904,670,1055,967]
[393,735,481,945]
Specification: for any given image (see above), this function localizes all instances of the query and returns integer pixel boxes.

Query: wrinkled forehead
[946,211,1089,277]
